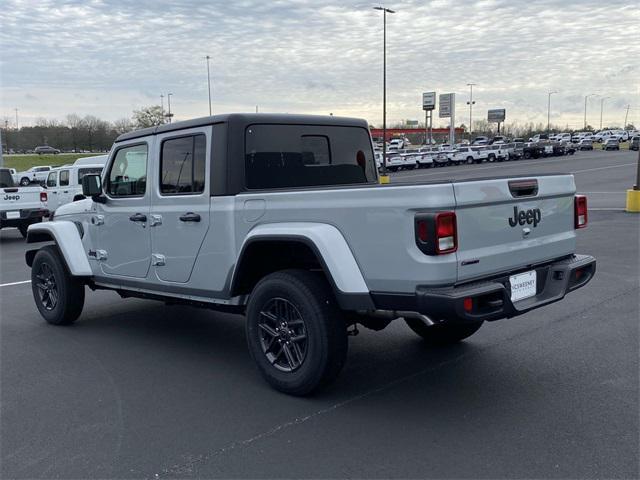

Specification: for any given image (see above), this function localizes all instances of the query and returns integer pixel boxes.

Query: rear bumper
[0,208,49,228]
[371,254,596,323]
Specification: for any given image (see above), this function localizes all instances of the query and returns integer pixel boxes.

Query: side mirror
[81,174,104,201]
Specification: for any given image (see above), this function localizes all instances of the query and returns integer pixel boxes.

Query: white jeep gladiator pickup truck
[25,114,596,395]
[0,168,49,237]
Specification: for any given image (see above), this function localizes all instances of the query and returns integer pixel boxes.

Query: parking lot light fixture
[600,96,610,130]
[205,55,212,116]
[584,93,597,130]
[547,91,558,133]
[467,83,476,139]
[373,5,395,178]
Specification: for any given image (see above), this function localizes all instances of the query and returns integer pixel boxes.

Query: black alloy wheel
[258,297,308,372]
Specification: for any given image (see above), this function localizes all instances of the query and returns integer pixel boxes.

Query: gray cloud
[1,0,638,128]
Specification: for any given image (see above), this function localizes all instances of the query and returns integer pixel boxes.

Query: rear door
[150,127,211,283]
[454,176,576,282]
[58,168,71,206]
[45,171,59,210]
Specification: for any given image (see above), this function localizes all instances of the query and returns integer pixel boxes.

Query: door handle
[129,213,147,222]
[179,212,201,222]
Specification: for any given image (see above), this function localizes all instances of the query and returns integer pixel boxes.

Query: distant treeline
[1,106,167,153]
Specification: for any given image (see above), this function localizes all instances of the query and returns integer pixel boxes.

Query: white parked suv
[451,146,485,164]
[45,163,105,213]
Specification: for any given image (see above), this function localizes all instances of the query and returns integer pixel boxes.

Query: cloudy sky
[1,0,639,129]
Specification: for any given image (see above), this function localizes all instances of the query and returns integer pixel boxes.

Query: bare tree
[113,117,134,135]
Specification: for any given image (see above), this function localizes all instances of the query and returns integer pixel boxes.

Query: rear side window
[46,172,58,188]
[160,134,206,195]
[245,125,376,189]
[59,170,69,186]
[107,143,148,197]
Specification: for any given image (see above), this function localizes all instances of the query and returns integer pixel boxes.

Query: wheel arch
[231,223,374,311]
[25,221,92,276]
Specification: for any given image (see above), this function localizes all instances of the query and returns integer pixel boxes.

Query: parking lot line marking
[0,280,31,288]
[570,163,636,174]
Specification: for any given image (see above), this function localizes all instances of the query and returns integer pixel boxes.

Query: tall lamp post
[547,90,558,133]
[466,83,476,140]
[584,93,597,130]
[205,55,212,116]
[160,94,165,121]
[374,5,395,180]
[599,96,610,130]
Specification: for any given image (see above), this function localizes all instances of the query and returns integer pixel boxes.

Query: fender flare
[26,221,92,276]
[234,222,370,295]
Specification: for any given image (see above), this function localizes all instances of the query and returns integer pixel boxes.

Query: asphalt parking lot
[1,149,638,478]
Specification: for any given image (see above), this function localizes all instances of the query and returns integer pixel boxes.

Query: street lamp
[584,93,597,130]
[373,5,395,179]
[600,96,610,130]
[166,93,173,124]
[205,55,212,116]
[160,94,165,121]
[466,83,476,139]
[547,90,558,133]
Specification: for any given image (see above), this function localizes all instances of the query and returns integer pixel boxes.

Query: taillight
[40,192,48,202]
[574,195,587,229]
[415,211,458,255]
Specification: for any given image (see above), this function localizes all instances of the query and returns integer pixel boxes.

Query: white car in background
[44,163,104,213]
[556,133,572,143]
[451,146,485,164]
[485,144,509,161]
[16,166,52,186]
[416,147,436,168]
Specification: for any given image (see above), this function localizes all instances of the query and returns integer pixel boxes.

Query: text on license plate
[510,270,537,302]
[6,211,20,220]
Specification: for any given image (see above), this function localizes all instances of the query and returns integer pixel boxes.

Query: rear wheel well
[231,240,330,297]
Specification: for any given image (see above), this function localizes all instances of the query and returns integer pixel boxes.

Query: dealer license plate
[510,271,537,302]
[6,211,20,220]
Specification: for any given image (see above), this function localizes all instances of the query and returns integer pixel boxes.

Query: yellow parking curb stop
[379,175,390,184]
[625,189,640,213]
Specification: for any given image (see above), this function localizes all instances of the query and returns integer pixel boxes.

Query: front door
[150,127,211,283]
[97,141,152,279]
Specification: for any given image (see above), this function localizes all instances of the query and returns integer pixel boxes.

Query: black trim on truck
[371,254,595,323]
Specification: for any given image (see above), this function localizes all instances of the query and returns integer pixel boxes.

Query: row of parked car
[375,140,579,171]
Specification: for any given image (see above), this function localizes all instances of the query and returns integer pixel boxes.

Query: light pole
[166,93,173,124]
[599,96,610,130]
[547,90,558,133]
[160,94,165,121]
[14,108,18,130]
[466,83,476,139]
[374,5,395,178]
[584,93,597,130]
[205,55,212,116]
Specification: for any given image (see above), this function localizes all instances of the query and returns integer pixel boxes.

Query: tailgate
[454,175,576,282]
[1,187,43,210]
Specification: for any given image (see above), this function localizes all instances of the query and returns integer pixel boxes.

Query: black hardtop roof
[115,113,370,142]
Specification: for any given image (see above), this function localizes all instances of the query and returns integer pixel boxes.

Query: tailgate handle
[3,188,18,193]
[509,179,538,197]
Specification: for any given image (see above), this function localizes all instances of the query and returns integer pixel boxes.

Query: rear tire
[245,269,348,395]
[20,177,30,186]
[405,319,483,346]
[31,245,85,325]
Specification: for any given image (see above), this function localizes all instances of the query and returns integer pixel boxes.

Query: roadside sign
[439,93,454,118]
[406,120,419,126]
[488,109,506,123]
[422,92,436,111]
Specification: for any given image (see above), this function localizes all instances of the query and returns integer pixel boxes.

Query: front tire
[20,177,30,186]
[246,270,348,395]
[31,245,85,325]
[405,319,483,346]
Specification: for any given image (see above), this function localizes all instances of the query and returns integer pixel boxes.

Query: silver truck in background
[24,114,595,395]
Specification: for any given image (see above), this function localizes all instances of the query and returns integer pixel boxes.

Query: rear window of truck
[245,124,376,189]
